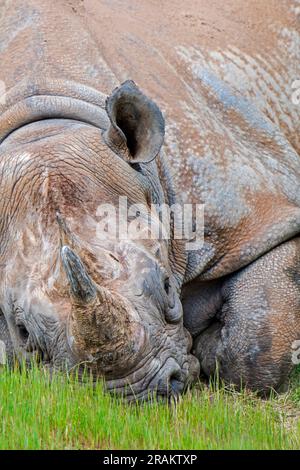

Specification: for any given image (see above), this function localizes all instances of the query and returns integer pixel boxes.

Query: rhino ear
[104,80,165,163]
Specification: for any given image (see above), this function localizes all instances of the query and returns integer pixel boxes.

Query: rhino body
[0,0,299,396]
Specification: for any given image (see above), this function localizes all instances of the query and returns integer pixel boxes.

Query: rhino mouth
[0,80,109,146]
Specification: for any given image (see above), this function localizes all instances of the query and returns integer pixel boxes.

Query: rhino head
[0,81,199,400]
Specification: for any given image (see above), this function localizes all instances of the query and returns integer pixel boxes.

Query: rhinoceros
[0,0,299,399]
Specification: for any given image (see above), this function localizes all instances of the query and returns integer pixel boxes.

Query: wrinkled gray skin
[0,0,300,397]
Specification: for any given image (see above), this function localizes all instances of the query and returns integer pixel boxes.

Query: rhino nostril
[169,375,184,395]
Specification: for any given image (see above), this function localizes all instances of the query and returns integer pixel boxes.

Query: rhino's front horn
[61,245,144,372]
[61,246,96,303]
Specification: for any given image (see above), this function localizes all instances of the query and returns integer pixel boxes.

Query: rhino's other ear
[105,80,165,163]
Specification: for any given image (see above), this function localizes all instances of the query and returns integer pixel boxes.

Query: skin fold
[0,0,299,397]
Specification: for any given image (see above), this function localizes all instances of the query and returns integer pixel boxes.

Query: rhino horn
[61,245,96,303]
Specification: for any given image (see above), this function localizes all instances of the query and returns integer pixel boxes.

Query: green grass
[0,365,299,450]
